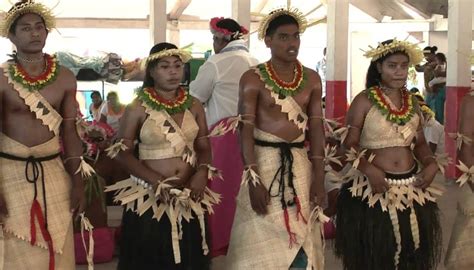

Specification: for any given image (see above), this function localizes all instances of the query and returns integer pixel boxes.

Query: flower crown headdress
[363,38,424,66]
[0,0,55,37]
[141,48,192,70]
[210,17,248,40]
[257,7,307,40]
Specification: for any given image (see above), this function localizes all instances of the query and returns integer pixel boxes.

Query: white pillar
[149,0,167,46]
[232,0,251,46]
[446,1,472,88]
[325,0,349,119]
[445,0,472,178]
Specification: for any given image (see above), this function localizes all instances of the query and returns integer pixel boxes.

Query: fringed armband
[345,147,371,169]
[198,164,223,181]
[241,164,261,186]
[449,132,473,150]
[323,144,342,166]
[309,145,342,167]
[105,139,129,159]
[306,206,329,270]
[63,156,95,178]
[79,213,94,270]
[182,148,197,167]
[456,161,474,187]
[431,153,452,175]
[206,114,256,138]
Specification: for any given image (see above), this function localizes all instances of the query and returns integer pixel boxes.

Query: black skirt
[335,172,442,270]
[118,208,210,270]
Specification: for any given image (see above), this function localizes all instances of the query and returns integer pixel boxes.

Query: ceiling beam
[253,0,269,13]
[168,0,192,20]
[55,18,148,28]
[349,0,384,21]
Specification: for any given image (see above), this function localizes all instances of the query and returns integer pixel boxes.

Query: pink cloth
[207,118,244,257]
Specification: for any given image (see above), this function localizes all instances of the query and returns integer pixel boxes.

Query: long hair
[142,42,178,88]
[365,39,410,89]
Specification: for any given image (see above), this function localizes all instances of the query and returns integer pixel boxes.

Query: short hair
[265,14,299,37]
[216,18,242,41]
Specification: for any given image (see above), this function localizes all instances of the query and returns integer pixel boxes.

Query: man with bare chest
[225,8,326,269]
[0,1,85,269]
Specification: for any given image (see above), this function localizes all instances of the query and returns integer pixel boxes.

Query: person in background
[427,52,447,124]
[99,91,125,133]
[415,95,445,155]
[189,17,258,257]
[428,53,447,88]
[89,90,104,121]
[316,47,327,95]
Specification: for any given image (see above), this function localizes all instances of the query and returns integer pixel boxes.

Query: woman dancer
[106,42,220,269]
[335,39,443,270]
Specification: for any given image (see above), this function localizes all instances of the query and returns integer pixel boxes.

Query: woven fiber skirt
[335,168,442,270]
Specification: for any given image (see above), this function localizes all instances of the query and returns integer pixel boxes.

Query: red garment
[207,118,244,257]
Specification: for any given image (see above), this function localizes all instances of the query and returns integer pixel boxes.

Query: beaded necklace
[257,61,306,97]
[137,86,192,115]
[367,86,415,125]
[8,54,59,92]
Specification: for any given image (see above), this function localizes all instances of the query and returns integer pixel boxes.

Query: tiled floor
[77,175,462,270]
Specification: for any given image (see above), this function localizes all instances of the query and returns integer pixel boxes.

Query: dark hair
[142,42,179,88]
[435,52,446,63]
[90,91,101,98]
[265,14,299,37]
[216,18,242,41]
[409,87,420,93]
[422,46,438,54]
[8,1,48,35]
[365,39,410,89]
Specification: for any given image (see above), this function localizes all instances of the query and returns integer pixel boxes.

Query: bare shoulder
[239,68,262,92]
[348,90,372,113]
[190,96,205,115]
[57,66,77,92]
[240,68,260,83]
[303,66,321,81]
[303,66,322,93]
[127,98,146,113]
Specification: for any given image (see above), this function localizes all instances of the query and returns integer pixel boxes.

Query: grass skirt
[335,176,442,270]
[118,208,210,270]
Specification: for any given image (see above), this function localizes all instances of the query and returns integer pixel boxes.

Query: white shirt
[423,117,445,155]
[89,102,104,121]
[316,57,326,95]
[100,103,125,132]
[190,40,259,127]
